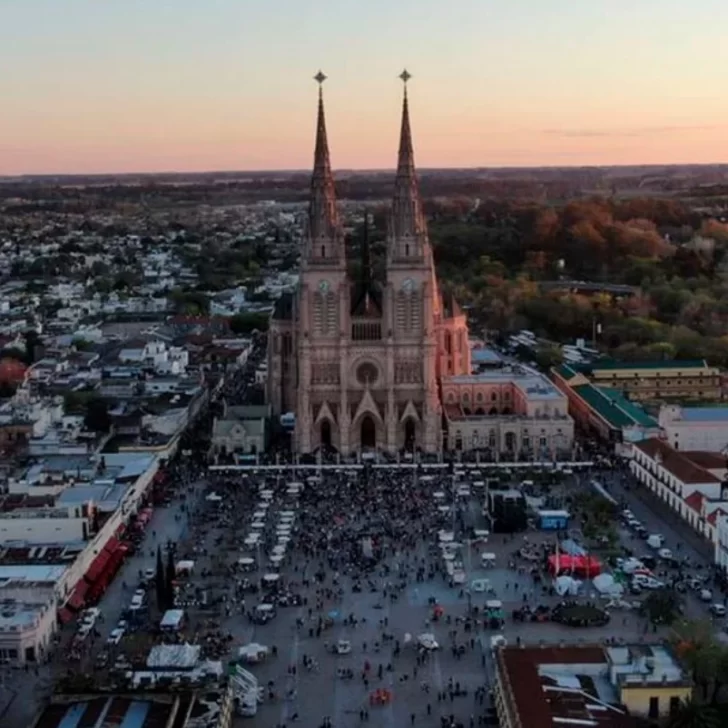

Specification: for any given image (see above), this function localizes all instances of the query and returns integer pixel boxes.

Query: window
[405,244,410,256]
[321,245,326,258]
[540,437,547,448]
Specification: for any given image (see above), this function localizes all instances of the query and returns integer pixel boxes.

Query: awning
[84,550,111,584]
[103,537,120,554]
[66,581,89,611]
[57,607,75,625]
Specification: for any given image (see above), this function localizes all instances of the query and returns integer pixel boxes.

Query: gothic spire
[308,71,340,245]
[361,211,371,287]
[397,70,416,180]
[392,69,425,242]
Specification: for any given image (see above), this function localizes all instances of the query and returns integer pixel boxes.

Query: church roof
[442,291,463,319]
[272,292,294,321]
[350,281,383,317]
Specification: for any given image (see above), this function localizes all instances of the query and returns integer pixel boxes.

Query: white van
[480,553,496,568]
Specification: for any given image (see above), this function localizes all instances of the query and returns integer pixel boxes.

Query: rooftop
[591,359,711,372]
[32,695,179,728]
[680,407,728,422]
[499,645,632,728]
[0,600,50,631]
[447,370,563,400]
[573,384,657,430]
[636,439,721,485]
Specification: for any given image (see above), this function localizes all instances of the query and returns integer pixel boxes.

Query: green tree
[229,312,269,335]
[666,699,720,728]
[640,588,681,625]
[84,398,112,433]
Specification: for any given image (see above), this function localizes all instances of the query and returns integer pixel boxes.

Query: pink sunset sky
[1,0,727,175]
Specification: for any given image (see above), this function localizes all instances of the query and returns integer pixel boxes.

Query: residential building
[716,514,728,577]
[494,643,691,728]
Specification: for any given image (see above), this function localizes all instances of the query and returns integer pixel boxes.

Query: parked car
[107,628,126,645]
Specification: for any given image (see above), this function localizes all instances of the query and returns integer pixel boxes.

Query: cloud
[542,125,719,139]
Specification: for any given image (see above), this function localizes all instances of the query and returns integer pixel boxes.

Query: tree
[84,398,112,433]
[533,344,563,370]
[640,588,681,625]
[666,699,720,728]
[229,312,269,335]
[155,547,166,610]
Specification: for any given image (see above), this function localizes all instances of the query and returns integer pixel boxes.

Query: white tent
[593,573,624,597]
[554,575,582,596]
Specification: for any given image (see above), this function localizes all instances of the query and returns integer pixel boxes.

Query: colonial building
[442,368,574,458]
[267,73,469,456]
[587,359,721,402]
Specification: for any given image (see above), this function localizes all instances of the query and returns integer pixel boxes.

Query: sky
[1,0,727,175]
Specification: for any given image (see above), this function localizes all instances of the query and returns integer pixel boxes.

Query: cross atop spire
[396,69,416,179]
[391,68,425,245]
[307,70,340,252]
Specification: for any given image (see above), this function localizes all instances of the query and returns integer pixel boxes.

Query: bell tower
[303,71,345,268]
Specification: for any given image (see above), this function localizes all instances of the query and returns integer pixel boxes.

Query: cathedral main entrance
[320,421,332,449]
[360,416,376,450]
[404,419,416,451]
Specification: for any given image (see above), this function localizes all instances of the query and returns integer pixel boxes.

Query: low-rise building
[630,438,728,544]
[441,367,574,457]
[587,359,721,402]
[494,643,691,728]
[659,404,728,452]
[211,404,270,457]
[551,364,659,448]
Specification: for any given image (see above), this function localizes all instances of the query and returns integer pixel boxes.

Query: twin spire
[308,70,422,246]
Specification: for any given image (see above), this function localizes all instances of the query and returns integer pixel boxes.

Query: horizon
[2,0,728,175]
[4,159,728,181]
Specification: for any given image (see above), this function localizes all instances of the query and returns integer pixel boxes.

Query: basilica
[267,73,574,459]
[267,72,469,456]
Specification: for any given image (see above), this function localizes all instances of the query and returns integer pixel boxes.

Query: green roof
[573,384,658,430]
[591,359,708,371]
[553,364,579,381]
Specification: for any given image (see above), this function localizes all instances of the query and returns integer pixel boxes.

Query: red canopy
[84,550,111,584]
[547,554,601,577]
[66,581,89,611]
[103,537,121,555]
[57,607,75,625]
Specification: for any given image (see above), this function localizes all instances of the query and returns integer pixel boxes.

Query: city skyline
[2,0,727,175]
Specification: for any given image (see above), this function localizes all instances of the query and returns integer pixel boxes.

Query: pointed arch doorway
[404,418,416,451]
[321,420,332,449]
[360,416,376,450]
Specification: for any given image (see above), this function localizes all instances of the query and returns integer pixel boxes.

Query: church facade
[267,74,469,456]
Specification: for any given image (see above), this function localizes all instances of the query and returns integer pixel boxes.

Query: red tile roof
[683,451,727,470]
[684,491,705,514]
[636,439,720,485]
[707,509,727,526]
[499,646,632,728]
